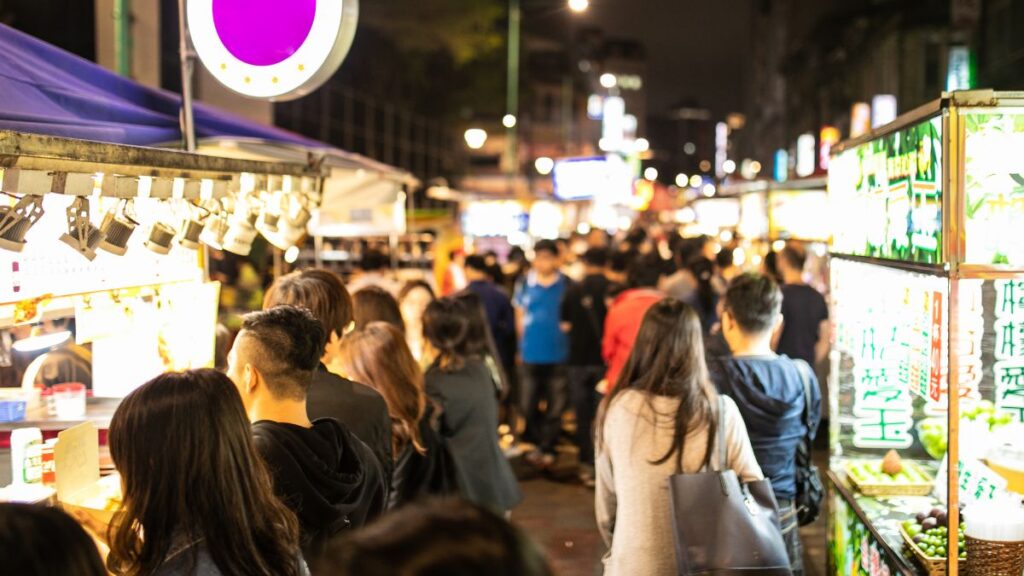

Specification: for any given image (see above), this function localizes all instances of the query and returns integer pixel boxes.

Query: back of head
[353,287,405,333]
[313,499,553,576]
[715,247,735,269]
[608,250,631,275]
[602,299,716,468]
[464,254,489,275]
[264,269,353,340]
[779,244,807,273]
[338,323,426,455]
[361,249,389,273]
[423,298,470,372]
[723,273,782,335]
[239,305,327,400]
[108,369,300,576]
[627,255,663,289]
[582,247,609,269]
[0,503,106,576]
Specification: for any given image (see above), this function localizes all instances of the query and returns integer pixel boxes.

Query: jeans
[778,498,804,576]
[522,363,567,455]
[566,365,604,466]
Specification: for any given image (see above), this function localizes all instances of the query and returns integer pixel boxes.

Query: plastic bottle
[10,427,42,485]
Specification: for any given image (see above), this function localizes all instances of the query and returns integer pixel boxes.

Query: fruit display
[962,400,1014,432]
[845,452,934,496]
[916,418,948,460]
[900,507,967,562]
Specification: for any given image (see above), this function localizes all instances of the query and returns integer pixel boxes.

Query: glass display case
[826,91,1024,576]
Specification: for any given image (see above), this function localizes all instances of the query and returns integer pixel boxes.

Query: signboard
[187,0,359,100]
[871,95,898,128]
[553,156,633,202]
[796,133,816,177]
[738,192,768,239]
[829,116,943,264]
[774,149,789,182]
[851,103,872,138]
[820,126,841,171]
[768,190,829,241]
[601,96,626,151]
[691,198,740,231]
[962,110,1024,266]
[461,201,527,238]
[993,279,1024,420]
[947,46,975,91]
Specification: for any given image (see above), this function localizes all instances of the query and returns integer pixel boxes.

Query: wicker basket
[965,536,1024,576]
[900,525,961,576]
[845,461,934,496]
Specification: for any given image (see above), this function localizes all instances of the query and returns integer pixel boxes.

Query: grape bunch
[902,507,967,560]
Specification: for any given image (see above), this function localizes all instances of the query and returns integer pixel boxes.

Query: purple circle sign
[212,0,316,66]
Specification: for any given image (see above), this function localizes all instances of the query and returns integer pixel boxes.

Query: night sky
[581,0,755,117]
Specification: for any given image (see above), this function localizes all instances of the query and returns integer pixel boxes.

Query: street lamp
[568,0,589,12]
[635,138,650,152]
[502,114,517,128]
[675,173,689,187]
[464,128,488,150]
[535,157,554,175]
[600,73,617,89]
[644,167,659,181]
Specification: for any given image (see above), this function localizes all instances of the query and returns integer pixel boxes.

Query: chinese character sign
[993,280,1024,421]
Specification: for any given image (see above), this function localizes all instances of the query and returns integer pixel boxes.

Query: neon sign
[187,0,359,100]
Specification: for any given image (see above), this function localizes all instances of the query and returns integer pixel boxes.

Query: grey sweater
[152,542,310,576]
[595,390,764,576]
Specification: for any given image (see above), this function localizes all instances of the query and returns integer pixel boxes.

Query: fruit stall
[826,90,1024,576]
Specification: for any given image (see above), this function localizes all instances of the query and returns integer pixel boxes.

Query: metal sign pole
[177,0,197,152]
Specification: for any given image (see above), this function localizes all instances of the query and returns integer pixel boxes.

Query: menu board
[829,117,943,264]
[963,110,1024,266]
[0,195,204,305]
[769,190,830,241]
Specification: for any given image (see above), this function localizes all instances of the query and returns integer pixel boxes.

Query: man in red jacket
[602,259,665,391]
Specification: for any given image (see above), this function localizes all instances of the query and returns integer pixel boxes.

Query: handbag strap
[716,395,727,472]
[792,359,814,440]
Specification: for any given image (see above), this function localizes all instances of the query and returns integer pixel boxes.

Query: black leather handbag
[668,397,793,576]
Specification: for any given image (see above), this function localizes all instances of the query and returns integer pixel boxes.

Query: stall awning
[0,23,318,148]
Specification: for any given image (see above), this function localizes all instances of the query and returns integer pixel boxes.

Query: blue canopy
[0,23,320,148]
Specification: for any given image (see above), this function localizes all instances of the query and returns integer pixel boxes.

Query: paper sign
[54,421,99,502]
[935,454,1010,505]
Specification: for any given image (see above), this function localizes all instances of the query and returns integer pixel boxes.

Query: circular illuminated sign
[187,0,359,101]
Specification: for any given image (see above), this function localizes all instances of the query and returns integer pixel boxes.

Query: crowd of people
[1,225,829,576]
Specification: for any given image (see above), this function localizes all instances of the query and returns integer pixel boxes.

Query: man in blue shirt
[709,273,821,576]
[514,239,569,467]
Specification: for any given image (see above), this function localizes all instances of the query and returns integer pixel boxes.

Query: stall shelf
[826,90,1024,576]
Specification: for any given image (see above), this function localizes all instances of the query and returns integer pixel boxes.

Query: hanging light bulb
[59,197,105,261]
[199,200,229,251]
[0,194,45,252]
[222,194,259,256]
[97,200,139,256]
[145,222,177,255]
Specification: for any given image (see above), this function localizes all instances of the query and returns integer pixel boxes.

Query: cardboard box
[54,422,121,527]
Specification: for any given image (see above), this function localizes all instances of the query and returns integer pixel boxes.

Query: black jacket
[307,365,393,482]
[252,419,387,557]
[425,359,522,513]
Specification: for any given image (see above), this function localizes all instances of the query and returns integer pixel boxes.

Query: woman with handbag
[595,299,765,576]
[336,322,459,510]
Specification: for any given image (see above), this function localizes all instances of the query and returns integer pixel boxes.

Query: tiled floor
[513,448,831,576]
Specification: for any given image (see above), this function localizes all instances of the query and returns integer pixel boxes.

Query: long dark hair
[339,323,427,457]
[598,299,718,471]
[0,503,107,576]
[422,298,470,372]
[453,290,509,391]
[108,369,301,576]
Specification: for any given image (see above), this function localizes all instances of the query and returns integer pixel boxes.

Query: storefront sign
[187,0,359,100]
[962,111,1024,266]
[929,291,944,402]
[715,122,728,179]
[773,149,789,182]
[796,133,816,177]
[851,103,872,138]
[871,95,898,128]
[601,96,626,152]
[768,191,829,241]
[829,116,943,264]
[820,126,841,171]
[947,46,974,91]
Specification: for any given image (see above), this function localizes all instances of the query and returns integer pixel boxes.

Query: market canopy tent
[0,22,316,147]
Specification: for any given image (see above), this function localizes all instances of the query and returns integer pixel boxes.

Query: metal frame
[829,91,1024,576]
